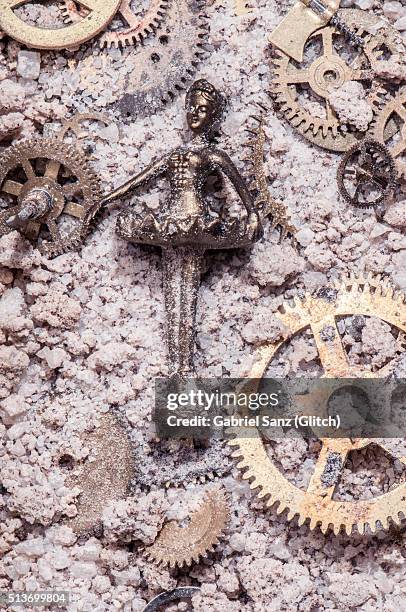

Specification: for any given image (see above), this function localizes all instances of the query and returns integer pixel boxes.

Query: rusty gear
[57,112,120,142]
[0,0,120,50]
[244,110,296,240]
[0,137,101,257]
[337,139,396,208]
[115,0,209,119]
[60,0,169,49]
[372,91,406,179]
[144,488,229,567]
[229,273,406,535]
[270,9,400,152]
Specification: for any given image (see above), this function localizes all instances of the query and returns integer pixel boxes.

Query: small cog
[337,139,396,208]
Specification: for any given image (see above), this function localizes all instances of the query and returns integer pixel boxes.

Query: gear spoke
[321,28,334,58]
[64,202,85,219]
[118,3,139,26]
[310,316,349,376]
[22,160,35,180]
[307,441,348,498]
[2,180,23,196]
[286,69,311,84]
[350,68,373,81]
[45,160,61,180]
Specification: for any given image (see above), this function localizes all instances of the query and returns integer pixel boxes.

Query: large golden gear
[270,9,400,152]
[59,0,169,49]
[229,273,406,535]
[372,91,406,179]
[0,0,120,50]
[0,137,101,257]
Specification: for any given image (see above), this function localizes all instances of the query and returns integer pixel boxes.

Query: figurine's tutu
[116,209,261,249]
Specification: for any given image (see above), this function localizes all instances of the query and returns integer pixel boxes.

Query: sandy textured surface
[0,0,406,610]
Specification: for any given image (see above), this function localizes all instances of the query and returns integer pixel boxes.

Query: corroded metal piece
[229,273,406,535]
[373,91,406,179]
[0,0,120,50]
[144,488,229,567]
[57,111,118,142]
[60,0,169,49]
[245,113,295,239]
[102,80,263,376]
[115,0,209,119]
[337,139,396,208]
[0,137,101,257]
[63,412,134,534]
[143,588,200,612]
[270,9,401,152]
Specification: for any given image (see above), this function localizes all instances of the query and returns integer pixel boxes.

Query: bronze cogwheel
[0,137,101,257]
[270,9,402,152]
[229,273,406,536]
[144,487,229,567]
[0,0,121,49]
[59,0,169,49]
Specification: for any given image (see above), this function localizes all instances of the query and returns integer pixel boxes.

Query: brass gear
[57,112,120,142]
[59,0,169,49]
[372,91,406,179]
[229,273,406,535]
[115,0,209,119]
[144,487,229,567]
[337,139,396,208]
[0,137,101,258]
[270,9,399,152]
[0,0,120,50]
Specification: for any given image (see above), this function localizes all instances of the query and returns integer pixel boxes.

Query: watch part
[245,113,296,239]
[337,139,396,208]
[372,91,406,179]
[60,0,169,49]
[270,9,401,152]
[0,0,121,50]
[144,488,229,567]
[115,0,209,119]
[229,273,406,535]
[143,587,200,612]
[0,137,101,257]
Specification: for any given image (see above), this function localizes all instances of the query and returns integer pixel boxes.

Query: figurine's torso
[165,145,215,221]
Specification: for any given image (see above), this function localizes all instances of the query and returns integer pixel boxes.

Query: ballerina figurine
[101,79,263,376]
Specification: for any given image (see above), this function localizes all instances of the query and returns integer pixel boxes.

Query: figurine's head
[186,80,224,134]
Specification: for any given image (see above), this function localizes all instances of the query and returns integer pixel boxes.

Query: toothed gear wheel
[59,0,169,49]
[0,0,120,50]
[144,488,229,567]
[270,9,400,152]
[337,139,396,208]
[0,137,101,258]
[229,273,406,536]
[372,91,406,179]
[115,0,209,119]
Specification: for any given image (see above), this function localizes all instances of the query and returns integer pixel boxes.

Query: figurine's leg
[162,246,204,377]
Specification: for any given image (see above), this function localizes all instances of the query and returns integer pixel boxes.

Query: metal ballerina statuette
[101,79,263,376]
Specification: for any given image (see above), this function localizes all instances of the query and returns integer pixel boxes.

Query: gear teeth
[228,274,406,536]
[145,488,229,568]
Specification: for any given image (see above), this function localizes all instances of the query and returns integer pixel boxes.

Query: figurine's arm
[210,150,256,214]
[101,155,168,206]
